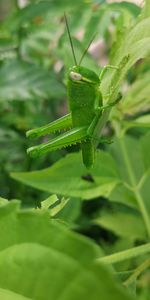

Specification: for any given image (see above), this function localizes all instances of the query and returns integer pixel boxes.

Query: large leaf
[0,59,65,101]
[11,133,150,237]
[11,150,120,199]
[0,200,132,300]
[0,200,101,262]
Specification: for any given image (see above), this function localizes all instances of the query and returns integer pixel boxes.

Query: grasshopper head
[69,66,99,85]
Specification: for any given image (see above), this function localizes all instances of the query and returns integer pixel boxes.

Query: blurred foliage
[0,0,150,298]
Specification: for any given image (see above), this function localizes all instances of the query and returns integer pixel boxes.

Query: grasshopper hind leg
[26,113,72,139]
[27,126,88,158]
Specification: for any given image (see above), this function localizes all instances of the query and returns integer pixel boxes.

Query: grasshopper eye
[70,71,82,81]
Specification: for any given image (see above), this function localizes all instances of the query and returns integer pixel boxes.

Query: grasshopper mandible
[26,14,121,169]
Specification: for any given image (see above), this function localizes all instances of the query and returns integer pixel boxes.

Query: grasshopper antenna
[64,13,78,66]
[79,33,97,66]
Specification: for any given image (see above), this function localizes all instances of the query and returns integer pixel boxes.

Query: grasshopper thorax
[68,66,100,85]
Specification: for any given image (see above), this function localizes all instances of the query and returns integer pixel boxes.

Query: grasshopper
[26,15,121,169]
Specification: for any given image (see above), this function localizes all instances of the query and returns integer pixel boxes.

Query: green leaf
[0,59,65,101]
[41,194,69,217]
[0,200,102,262]
[101,1,150,103]
[83,2,140,45]
[120,72,150,115]
[41,194,58,210]
[0,200,132,300]
[0,197,8,204]
[109,133,150,237]
[6,0,87,32]
[140,131,150,170]
[11,133,150,237]
[0,243,129,300]
[140,0,150,19]
[55,197,81,225]
[11,150,120,199]
[122,115,150,135]
[109,2,141,17]
[0,288,31,300]
[10,2,54,29]
[93,202,146,239]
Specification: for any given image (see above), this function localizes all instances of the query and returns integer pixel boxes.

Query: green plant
[0,0,150,299]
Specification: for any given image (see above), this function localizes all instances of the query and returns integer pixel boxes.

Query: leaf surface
[0,60,65,101]
[0,200,132,300]
[11,133,150,236]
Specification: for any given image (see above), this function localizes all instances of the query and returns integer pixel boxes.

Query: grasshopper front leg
[86,93,122,145]
[97,92,122,112]
[26,113,72,139]
[99,65,119,82]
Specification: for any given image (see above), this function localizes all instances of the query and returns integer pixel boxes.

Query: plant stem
[124,258,150,287]
[96,243,150,265]
[94,110,110,147]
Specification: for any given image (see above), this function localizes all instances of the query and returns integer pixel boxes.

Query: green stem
[96,243,150,265]
[119,138,150,237]
[94,110,110,146]
[124,258,150,287]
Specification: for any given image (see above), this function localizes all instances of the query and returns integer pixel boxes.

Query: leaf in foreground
[0,200,132,300]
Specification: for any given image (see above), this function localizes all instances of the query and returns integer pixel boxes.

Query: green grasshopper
[26,15,121,169]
